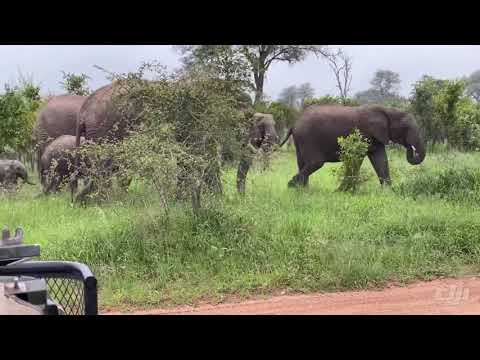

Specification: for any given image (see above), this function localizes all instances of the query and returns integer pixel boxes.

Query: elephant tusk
[411,145,416,152]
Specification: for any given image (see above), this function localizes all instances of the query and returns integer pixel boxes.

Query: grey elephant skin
[280,105,426,187]
[74,83,134,202]
[0,160,35,186]
[33,94,87,179]
[40,135,86,195]
[236,113,279,193]
[75,83,132,146]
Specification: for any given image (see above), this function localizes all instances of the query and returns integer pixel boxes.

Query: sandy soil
[103,277,480,315]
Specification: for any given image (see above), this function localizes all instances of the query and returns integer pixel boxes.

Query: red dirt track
[104,276,480,315]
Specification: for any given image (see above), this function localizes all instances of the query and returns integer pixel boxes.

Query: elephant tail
[279,128,293,147]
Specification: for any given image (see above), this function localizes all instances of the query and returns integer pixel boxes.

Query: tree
[354,69,402,105]
[410,75,480,150]
[296,83,315,107]
[465,70,480,102]
[265,101,300,137]
[278,85,298,108]
[176,45,333,105]
[325,49,353,100]
[60,71,91,96]
[370,69,401,99]
[0,83,40,155]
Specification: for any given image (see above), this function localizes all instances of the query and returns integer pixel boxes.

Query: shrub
[74,62,252,214]
[394,165,480,204]
[336,129,370,192]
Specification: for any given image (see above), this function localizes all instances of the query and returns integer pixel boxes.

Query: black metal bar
[0,260,98,315]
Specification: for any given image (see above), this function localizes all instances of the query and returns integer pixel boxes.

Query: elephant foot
[380,178,392,186]
[288,175,306,188]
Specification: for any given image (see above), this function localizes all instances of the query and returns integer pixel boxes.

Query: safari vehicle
[0,227,97,315]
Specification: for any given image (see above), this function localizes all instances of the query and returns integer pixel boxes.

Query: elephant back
[34,94,87,152]
[77,83,131,143]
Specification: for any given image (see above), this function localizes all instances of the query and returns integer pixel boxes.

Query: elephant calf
[40,135,86,195]
[0,160,35,187]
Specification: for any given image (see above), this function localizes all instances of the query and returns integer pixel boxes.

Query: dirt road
[104,277,480,315]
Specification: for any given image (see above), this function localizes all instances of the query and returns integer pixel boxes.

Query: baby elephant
[0,159,35,187]
[40,135,85,195]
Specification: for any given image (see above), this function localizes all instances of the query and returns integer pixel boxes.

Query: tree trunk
[254,71,265,106]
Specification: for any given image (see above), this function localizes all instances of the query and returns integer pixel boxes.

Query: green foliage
[177,45,331,104]
[60,71,91,96]
[177,45,253,92]
[256,101,299,137]
[410,76,480,150]
[336,129,370,192]
[304,95,360,107]
[0,82,41,154]
[76,63,251,212]
[394,164,480,204]
[5,150,480,309]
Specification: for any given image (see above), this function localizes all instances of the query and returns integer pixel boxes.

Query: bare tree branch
[325,49,353,100]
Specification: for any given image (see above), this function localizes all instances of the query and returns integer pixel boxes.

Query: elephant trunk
[405,128,426,165]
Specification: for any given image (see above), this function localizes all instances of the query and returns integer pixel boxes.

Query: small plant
[336,128,370,192]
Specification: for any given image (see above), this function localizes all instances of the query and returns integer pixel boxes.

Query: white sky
[1,45,479,100]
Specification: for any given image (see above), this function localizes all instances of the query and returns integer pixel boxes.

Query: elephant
[0,160,35,187]
[33,94,87,179]
[40,135,86,196]
[236,113,279,193]
[75,82,136,145]
[74,83,135,202]
[279,105,426,187]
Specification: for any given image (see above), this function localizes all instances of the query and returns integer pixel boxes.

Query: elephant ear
[361,107,390,145]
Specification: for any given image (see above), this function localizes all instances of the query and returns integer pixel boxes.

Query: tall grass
[1,147,480,310]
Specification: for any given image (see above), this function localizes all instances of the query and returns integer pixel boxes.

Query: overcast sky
[1,45,479,100]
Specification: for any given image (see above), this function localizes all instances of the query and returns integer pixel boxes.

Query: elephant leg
[44,179,57,194]
[69,174,79,202]
[236,155,253,194]
[289,160,324,188]
[367,146,391,185]
[76,178,96,204]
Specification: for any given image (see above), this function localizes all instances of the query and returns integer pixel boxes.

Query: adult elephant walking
[33,94,87,180]
[280,105,426,187]
[236,113,279,194]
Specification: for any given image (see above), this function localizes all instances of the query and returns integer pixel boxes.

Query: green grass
[2,147,480,311]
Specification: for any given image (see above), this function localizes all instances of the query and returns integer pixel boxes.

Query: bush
[410,76,480,150]
[0,83,41,154]
[394,165,480,204]
[336,129,370,192]
[74,62,252,214]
